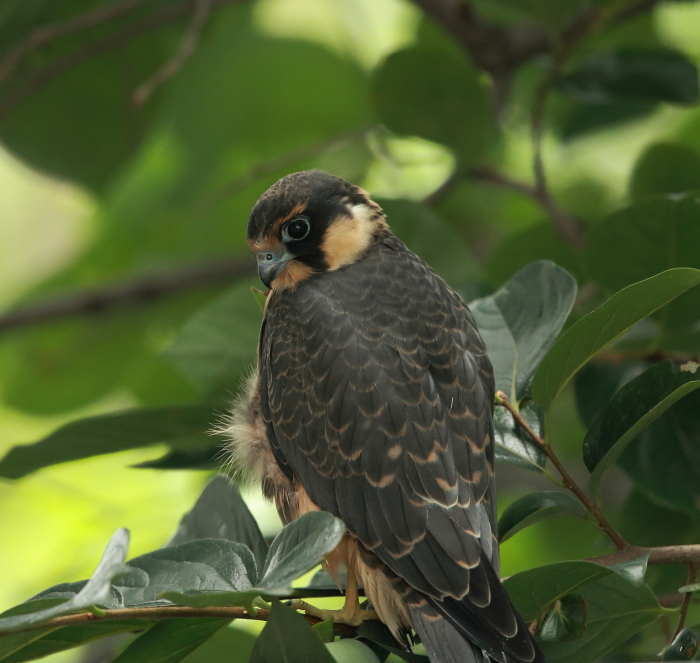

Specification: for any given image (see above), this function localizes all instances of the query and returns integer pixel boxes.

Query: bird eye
[282,216,310,242]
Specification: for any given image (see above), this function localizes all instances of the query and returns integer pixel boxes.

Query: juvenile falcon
[227,170,544,663]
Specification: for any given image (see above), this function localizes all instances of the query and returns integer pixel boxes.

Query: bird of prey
[227,170,544,663]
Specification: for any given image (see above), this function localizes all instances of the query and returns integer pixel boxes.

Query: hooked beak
[257,250,291,288]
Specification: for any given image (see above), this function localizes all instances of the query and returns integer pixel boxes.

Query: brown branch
[496,391,628,550]
[674,564,698,640]
[132,0,213,106]
[0,0,251,122]
[0,256,255,335]
[0,0,155,85]
[589,546,700,567]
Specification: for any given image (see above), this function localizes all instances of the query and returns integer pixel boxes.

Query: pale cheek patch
[272,260,315,290]
[322,204,381,271]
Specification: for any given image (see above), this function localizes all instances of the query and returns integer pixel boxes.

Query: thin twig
[0,0,251,122]
[496,391,627,550]
[0,0,155,85]
[0,256,255,335]
[132,0,213,106]
[589,546,700,567]
[673,564,698,640]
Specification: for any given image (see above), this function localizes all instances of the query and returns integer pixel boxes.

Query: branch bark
[589,546,700,567]
[0,256,255,335]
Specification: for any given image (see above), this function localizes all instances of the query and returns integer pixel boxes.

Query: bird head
[247,170,388,290]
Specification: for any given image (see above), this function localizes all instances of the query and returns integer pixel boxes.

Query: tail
[411,607,485,663]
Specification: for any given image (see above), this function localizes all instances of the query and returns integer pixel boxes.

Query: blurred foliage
[1,0,700,660]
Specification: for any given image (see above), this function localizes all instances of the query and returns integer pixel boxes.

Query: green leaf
[470,261,577,403]
[498,491,588,543]
[660,628,700,661]
[505,561,667,663]
[251,288,269,312]
[111,618,231,663]
[168,475,269,571]
[371,47,493,166]
[250,601,336,663]
[539,594,586,642]
[311,620,335,644]
[585,197,700,329]
[2,621,153,663]
[531,268,700,411]
[680,584,700,594]
[158,590,259,610]
[117,539,257,606]
[180,626,257,663]
[259,512,346,594]
[357,620,429,662]
[0,600,65,661]
[619,389,700,515]
[629,142,700,201]
[584,362,700,496]
[0,529,130,633]
[493,403,547,474]
[558,99,657,141]
[132,446,222,471]
[163,281,261,394]
[558,49,699,105]
[609,553,649,587]
[0,406,221,480]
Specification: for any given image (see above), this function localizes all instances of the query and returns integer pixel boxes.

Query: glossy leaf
[505,560,667,663]
[180,626,257,663]
[629,142,700,201]
[0,529,129,632]
[250,601,336,663]
[0,405,221,480]
[558,49,699,105]
[372,47,493,165]
[532,268,700,411]
[498,492,588,542]
[660,628,700,661]
[584,361,700,495]
[259,512,346,594]
[111,618,231,663]
[163,281,260,394]
[470,261,577,403]
[325,639,383,663]
[493,403,547,474]
[609,553,649,587]
[117,539,257,607]
[167,475,269,572]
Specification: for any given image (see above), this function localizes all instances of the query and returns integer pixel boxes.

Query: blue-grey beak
[257,250,291,288]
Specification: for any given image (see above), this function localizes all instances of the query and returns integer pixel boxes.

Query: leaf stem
[496,391,627,550]
[673,563,698,640]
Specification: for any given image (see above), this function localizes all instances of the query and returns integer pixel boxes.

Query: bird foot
[291,600,379,627]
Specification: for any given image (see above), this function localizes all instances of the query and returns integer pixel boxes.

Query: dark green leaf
[117,539,256,607]
[505,561,667,663]
[660,628,700,661]
[159,590,259,610]
[498,491,588,543]
[532,268,700,411]
[372,47,493,165]
[0,529,129,632]
[167,475,269,572]
[558,49,699,105]
[312,620,335,644]
[325,639,383,662]
[629,142,700,201]
[111,618,231,663]
[609,553,649,587]
[2,621,153,663]
[259,512,346,594]
[469,261,577,403]
[559,99,657,141]
[584,361,700,495]
[357,621,429,663]
[619,389,700,515]
[250,601,335,663]
[132,446,222,471]
[493,403,547,474]
[539,594,586,642]
[0,600,65,661]
[0,406,221,480]
[163,281,260,394]
[585,197,700,329]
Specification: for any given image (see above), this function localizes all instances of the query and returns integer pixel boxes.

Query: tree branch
[589,547,700,567]
[0,256,255,335]
[496,391,628,550]
[132,0,213,106]
[0,0,155,85]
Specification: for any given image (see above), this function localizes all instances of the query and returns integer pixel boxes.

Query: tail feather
[411,607,486,663]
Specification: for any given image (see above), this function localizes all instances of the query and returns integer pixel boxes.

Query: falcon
[227,170,544,663]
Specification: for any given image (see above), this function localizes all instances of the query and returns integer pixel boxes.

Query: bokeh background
[2,0,700,660]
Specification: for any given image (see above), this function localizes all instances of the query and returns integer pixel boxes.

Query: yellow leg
[292,567,378,626]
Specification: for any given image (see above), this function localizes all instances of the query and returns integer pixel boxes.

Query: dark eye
[282,216,310,242]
